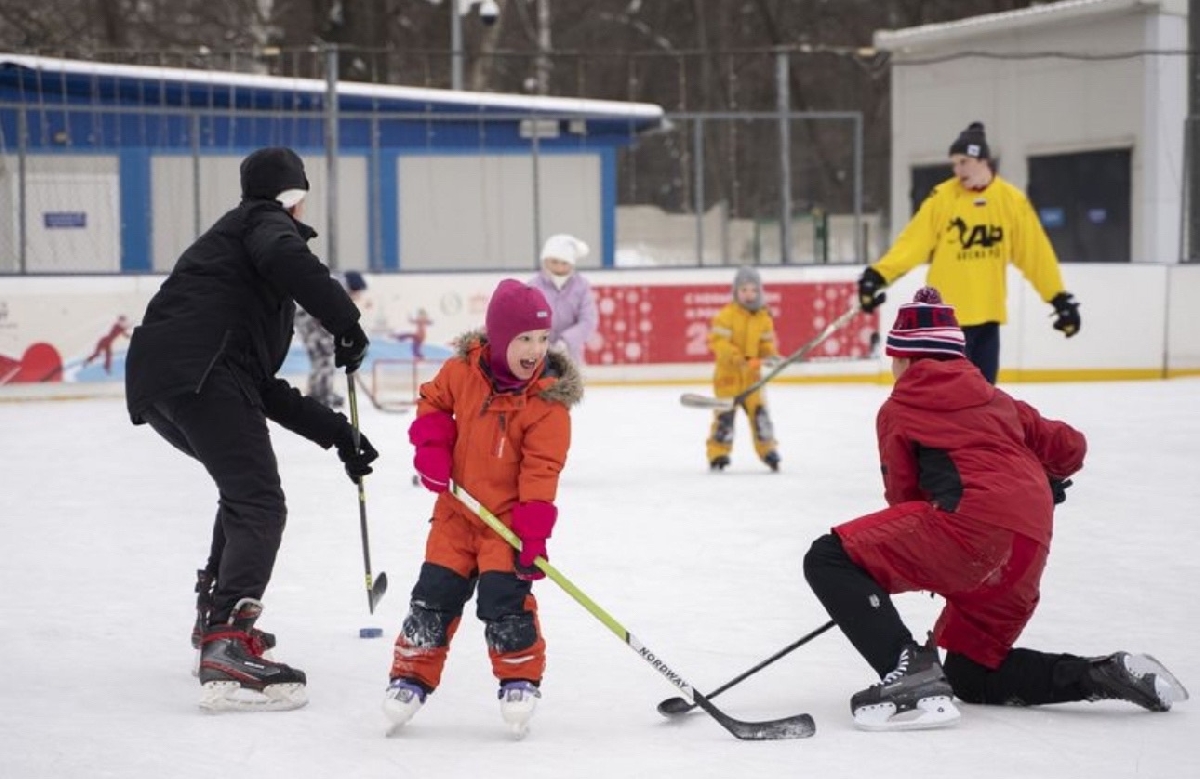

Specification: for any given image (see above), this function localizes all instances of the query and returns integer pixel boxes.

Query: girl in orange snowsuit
[387,279,583,714]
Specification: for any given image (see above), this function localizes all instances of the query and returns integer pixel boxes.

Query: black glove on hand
[857,267,887,313]
[1049,477,1073,506]
[337,431,379,484]
[1051,292,1081,338]
[334,323,370,373]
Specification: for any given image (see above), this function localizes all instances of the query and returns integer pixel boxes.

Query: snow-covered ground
[2,378,1196,778]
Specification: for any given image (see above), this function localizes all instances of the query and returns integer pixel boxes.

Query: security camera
[478,0,499,26]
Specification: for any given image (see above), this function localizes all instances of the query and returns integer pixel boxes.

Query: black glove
[336,431,379,484]
[1049,477,1073,506]
[334,322,370,373]
[857,267,887,313]
[1050,292,1081,338]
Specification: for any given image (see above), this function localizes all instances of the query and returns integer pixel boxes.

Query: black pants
[963,322,1000,384]
[803,533,913,677]
[141,366,286,624]
[804,533,1096,704]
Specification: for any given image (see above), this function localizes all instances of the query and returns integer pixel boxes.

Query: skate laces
[881,651,912,685]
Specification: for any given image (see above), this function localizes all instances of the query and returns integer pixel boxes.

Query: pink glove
[511,501,557,581]
[408,411,457,493]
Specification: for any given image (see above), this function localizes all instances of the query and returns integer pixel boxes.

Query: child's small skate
[499,680,541,739]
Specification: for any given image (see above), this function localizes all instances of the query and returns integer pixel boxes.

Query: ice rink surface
[2,378,1197,778]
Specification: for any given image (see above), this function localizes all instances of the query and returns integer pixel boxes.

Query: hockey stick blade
[690,691,814,740]
[679,393,735,410]
[657,620,837,717]
[450,482,816,740]
[367,571,388,613]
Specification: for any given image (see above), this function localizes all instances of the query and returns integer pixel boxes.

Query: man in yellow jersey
[857,122,1080,383]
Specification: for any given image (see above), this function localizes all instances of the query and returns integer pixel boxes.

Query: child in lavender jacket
[528,234,599,365]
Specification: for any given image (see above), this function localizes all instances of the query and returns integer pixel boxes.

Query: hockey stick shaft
[680,301,862,410]
[347,374,388,613]
[450,483,814,740]
[657,620,836,715]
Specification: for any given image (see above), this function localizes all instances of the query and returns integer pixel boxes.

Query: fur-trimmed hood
[453,328,584,409]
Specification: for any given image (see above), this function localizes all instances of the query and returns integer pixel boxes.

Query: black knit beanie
[240,147,310,201]
[948,122,989,160]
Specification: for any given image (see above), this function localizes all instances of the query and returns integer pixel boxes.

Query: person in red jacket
[803,287,1188,731]
[383,279,583,738]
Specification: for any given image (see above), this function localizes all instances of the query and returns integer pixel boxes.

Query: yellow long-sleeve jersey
[873,174,1066,326]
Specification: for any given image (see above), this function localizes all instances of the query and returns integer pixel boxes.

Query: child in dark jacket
[804,287,1187,731]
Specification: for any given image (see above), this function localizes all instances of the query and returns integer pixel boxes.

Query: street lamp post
[449,0,500,90]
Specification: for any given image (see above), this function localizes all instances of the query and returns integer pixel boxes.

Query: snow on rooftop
[0,52,664,120]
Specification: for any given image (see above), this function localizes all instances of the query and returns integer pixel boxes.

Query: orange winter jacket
[418,330,583,526]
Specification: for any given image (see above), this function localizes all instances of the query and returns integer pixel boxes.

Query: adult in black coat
[125,147,377,712]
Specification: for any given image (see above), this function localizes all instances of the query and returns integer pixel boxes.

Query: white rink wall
[1,263,1198,402]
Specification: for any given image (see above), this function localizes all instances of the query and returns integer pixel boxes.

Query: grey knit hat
[732,266,764,312]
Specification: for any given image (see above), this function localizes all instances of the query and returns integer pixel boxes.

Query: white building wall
[883,1,1186,263]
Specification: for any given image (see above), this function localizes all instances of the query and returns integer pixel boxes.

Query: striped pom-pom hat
[885,287,966,359]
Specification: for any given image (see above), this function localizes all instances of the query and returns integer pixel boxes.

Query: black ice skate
[198,597,306,713]
[709,455,730,472]
[190,570,276,677]
[851,642,960,731]
[1087,652,1189,712]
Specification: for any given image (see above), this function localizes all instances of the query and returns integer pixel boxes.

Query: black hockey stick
[656,620,836,717]
[347,374,388,613]
[451,482,815,740]
[680,301,861,410]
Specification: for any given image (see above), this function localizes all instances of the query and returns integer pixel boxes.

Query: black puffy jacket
[125,199,361,446]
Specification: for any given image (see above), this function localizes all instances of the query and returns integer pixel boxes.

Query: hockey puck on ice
[359,627,384,639]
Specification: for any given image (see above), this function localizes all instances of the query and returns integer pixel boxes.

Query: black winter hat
[948,121,989,160]
[240,147,310,201]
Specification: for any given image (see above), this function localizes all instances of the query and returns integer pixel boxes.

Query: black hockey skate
[851,642,960,731]
[709,455,730,472]
[198,597,306,713]
[1087,652,1189,712]
[190,570,276,676]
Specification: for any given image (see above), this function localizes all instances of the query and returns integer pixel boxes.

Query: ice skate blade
[382,695,424,734]
[853,695,960,732]
[500,697,537,739]
[198,680,307,713]
[1128,654,1190,708]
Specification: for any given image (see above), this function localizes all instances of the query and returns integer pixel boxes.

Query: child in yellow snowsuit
[706,266,781,472]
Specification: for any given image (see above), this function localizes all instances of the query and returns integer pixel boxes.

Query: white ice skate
[499,681,541,739]
[383,679,427,736]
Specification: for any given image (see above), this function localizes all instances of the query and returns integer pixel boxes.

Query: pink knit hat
[885,287,965,359]
[486,279,552,385]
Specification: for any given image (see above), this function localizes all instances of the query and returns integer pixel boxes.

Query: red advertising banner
[584,281,879,366]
